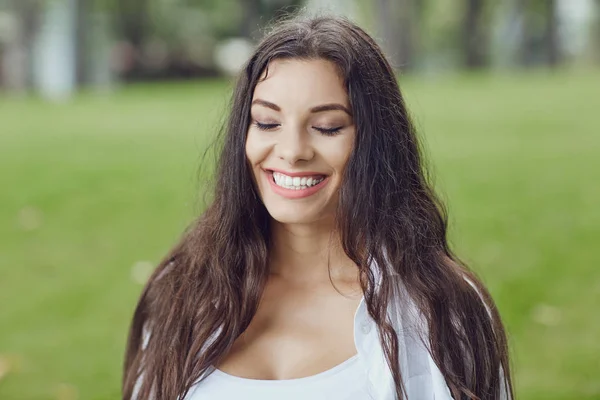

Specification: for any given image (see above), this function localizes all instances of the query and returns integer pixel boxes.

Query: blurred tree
[413,0,463,71]
[544,0,559,66]
[375,0,421,70]
[413,0,425,67]
[462,0,488,68]
[375,0,395,65]
[8,0,42,91]
[116,0,150,50]
[597,0,600,63]
[99,0,307,80]
[397,0,419,69]
[239,0,261,38]
[75,0,90,85]
[518,0,561,67]
[238,0,304,39]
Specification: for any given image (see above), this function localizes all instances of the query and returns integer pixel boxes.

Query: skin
[215,58,363,380]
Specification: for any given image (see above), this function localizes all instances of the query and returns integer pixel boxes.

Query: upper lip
[265,168,327,177]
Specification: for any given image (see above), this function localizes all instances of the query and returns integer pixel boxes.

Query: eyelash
[254,122,279,131]
[253,122,343,136]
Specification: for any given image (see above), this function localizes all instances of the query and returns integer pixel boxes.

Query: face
[245,58,356,225]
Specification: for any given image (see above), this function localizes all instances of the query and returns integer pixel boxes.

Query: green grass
[1,72,598,399]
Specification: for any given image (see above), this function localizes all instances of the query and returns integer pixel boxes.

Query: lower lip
[265,171,329,199]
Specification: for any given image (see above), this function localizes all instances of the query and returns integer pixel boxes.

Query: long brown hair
[123,14,513,400]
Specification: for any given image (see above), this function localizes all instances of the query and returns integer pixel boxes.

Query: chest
[215,277,362,380]
[183,291,453,400]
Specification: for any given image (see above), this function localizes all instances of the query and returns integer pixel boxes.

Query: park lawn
[0,71,598,399]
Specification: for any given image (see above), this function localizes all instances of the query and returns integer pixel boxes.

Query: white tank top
[183,354,371,400]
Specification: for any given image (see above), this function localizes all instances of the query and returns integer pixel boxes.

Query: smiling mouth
[270,171,326,190]
[263,169,329,193]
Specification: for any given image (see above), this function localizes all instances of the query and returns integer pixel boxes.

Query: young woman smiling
[123,15,513,400]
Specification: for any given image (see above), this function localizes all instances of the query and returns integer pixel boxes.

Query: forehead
[252,58,349,109]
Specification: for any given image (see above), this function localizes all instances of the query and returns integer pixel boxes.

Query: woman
[123,15,513,400]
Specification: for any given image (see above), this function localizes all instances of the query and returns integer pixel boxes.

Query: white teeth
[272,172,324,190]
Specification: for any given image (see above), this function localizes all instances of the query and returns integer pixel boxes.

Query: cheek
[245,130,267,167]
[328,134,355,174]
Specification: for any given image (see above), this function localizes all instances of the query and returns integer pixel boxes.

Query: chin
[263,201,325,225]
[266,208,317,225]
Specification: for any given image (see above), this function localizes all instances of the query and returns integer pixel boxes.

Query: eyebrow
[251,99,352,116]
[310,103,352,116]
[252,99,280,111]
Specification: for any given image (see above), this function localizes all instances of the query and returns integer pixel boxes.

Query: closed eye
[314,126,343,136]
[253,121,343,135]
[254,121,280,131]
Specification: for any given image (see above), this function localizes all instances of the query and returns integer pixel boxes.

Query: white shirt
[136,259,507,400]
[136,294,453,400]
[184,353,371,400]
[353,294,454,399]
[180,292,453,400]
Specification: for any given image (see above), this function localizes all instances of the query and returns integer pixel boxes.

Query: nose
[275,125,314,165]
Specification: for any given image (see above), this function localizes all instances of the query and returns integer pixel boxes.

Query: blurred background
[0,0,598,399]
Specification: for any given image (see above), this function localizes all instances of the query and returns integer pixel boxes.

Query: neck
[268,219,359,285]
